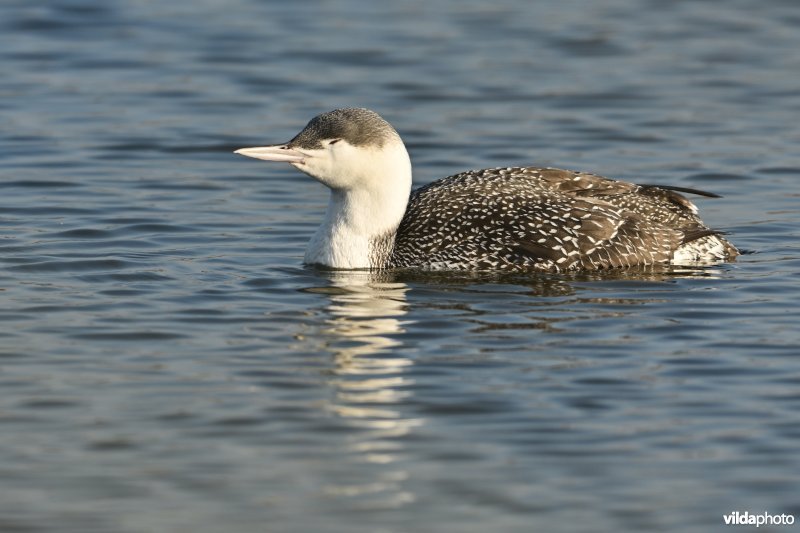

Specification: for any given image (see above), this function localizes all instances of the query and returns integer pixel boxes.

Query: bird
[234,107,738,272]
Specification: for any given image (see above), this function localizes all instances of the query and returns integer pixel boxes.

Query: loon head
[235,108,413,269]
[234,108,411,192]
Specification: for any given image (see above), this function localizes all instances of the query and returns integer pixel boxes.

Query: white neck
[303,143,412,269]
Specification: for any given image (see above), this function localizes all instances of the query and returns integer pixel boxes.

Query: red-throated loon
[235,108,738,271]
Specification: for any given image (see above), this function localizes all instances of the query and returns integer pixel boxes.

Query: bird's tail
[672,229,739,266]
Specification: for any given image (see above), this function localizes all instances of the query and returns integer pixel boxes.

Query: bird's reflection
[318,271,415,421]
[301,270,421,508]
[294,263,727,508]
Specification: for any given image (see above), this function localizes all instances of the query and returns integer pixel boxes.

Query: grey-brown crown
[288,108,400,150]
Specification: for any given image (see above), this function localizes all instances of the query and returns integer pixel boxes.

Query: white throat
[303,141,412,269]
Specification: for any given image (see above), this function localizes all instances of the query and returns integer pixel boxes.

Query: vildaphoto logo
[723,511,795,527]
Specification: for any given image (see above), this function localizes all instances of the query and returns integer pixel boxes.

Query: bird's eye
[328,139,341,146]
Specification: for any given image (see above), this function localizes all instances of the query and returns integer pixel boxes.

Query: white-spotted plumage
[235,108,738,272]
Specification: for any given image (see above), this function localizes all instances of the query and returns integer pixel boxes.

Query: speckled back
[388,167,736,271]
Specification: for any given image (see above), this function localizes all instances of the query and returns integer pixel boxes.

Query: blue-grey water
[2,1,800,532]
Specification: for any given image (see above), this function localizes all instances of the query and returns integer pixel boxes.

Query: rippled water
[2,1,800,532]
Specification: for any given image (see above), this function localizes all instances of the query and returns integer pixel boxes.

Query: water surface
[2,1,800,532]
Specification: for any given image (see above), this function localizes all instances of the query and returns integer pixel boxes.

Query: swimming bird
[235,108,738,271]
